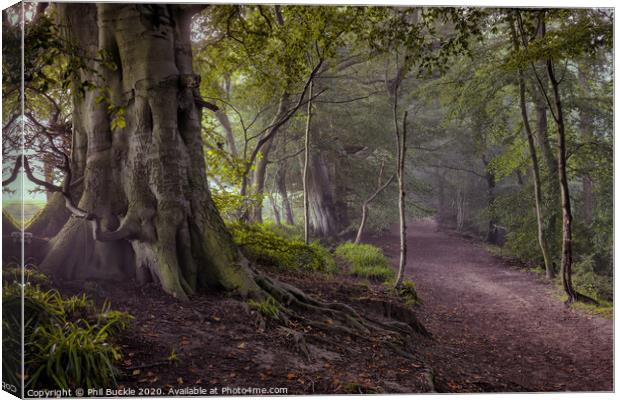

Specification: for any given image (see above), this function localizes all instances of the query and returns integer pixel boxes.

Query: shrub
[573,256,613,303]
[260,221,304,241]
[335,242,394,282]
[2,267,132,390]
[228,222,337,273]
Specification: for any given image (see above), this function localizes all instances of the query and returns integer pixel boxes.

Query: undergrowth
[2,265,132,390]
[484,244,613,318]
[229,222,337,273]
[394,279,421,306]
[335,242,394,282]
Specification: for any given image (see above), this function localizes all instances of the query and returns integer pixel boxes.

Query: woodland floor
[368,219,613,392]
[55,219,613,394]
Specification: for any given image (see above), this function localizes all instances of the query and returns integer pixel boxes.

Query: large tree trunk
[26,191,71,238]
[40,4,260,300]
[275,162,295,225]
[333,156,350,232]
[306,152,339,238]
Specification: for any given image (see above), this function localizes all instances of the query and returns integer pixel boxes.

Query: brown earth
[58,268,435,396]
[54,218,613,395]
[368,219,613,392]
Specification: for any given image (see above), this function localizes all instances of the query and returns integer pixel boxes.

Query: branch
[248,60,324,166]
[268,147,305,164]
[194,98,219,112]
[515,11,559,123]
[2,157,22,187]
[423,163,485,178]
[314,90,381,104]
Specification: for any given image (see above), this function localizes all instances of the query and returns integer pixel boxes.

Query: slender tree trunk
[354,161,394,244]
[302,82,313,244]
[510,18,555,278]
[482,155,498,244]
[435,169,449,224]
[547,59,577,301]
[455,187,465,232]
[394,110,408,288]
[214,110,238,157]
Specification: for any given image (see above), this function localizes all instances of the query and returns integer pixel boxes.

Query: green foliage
[1,267,132,390]
[260,221,304,241]
[2,263,49,286]
[572,256,613,303]
[335,242,394,282]
[229,222,337,273]
[247,296,281,320]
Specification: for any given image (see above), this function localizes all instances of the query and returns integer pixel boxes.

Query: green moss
[228,222,337,273]
[247,296,281,320]
[335,242,395,282]
[395,279,421,306]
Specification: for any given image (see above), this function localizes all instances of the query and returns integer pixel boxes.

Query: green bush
[573,256,613,302]
[260,221,304,241]
[2,267,132,390]
[335,242,394,282]
[229,222,337,273]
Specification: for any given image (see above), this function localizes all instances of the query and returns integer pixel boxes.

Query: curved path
[370,219,613,392]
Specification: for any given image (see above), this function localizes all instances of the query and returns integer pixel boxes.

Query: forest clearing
[1,2,614,396]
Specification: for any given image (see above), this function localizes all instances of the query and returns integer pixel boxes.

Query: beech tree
[7,4,430,342]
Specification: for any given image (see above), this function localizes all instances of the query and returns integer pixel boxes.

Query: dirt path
[369,219,613,392]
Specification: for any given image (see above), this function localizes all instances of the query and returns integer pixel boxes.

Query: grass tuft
[335,242,394,283]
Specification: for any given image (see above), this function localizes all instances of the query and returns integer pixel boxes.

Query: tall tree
[509,14,554,279]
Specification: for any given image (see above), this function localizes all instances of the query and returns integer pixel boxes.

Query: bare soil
[368,219,613,392]
[58,269,435,395]
[55,218,613,394]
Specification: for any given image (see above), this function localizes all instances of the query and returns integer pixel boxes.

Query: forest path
[369,219,613,392]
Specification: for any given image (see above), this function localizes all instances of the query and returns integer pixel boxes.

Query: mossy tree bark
[40,4,260,300]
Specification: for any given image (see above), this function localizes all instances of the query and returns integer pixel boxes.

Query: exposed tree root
[566,291,599,306]
[252,273,428,361]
